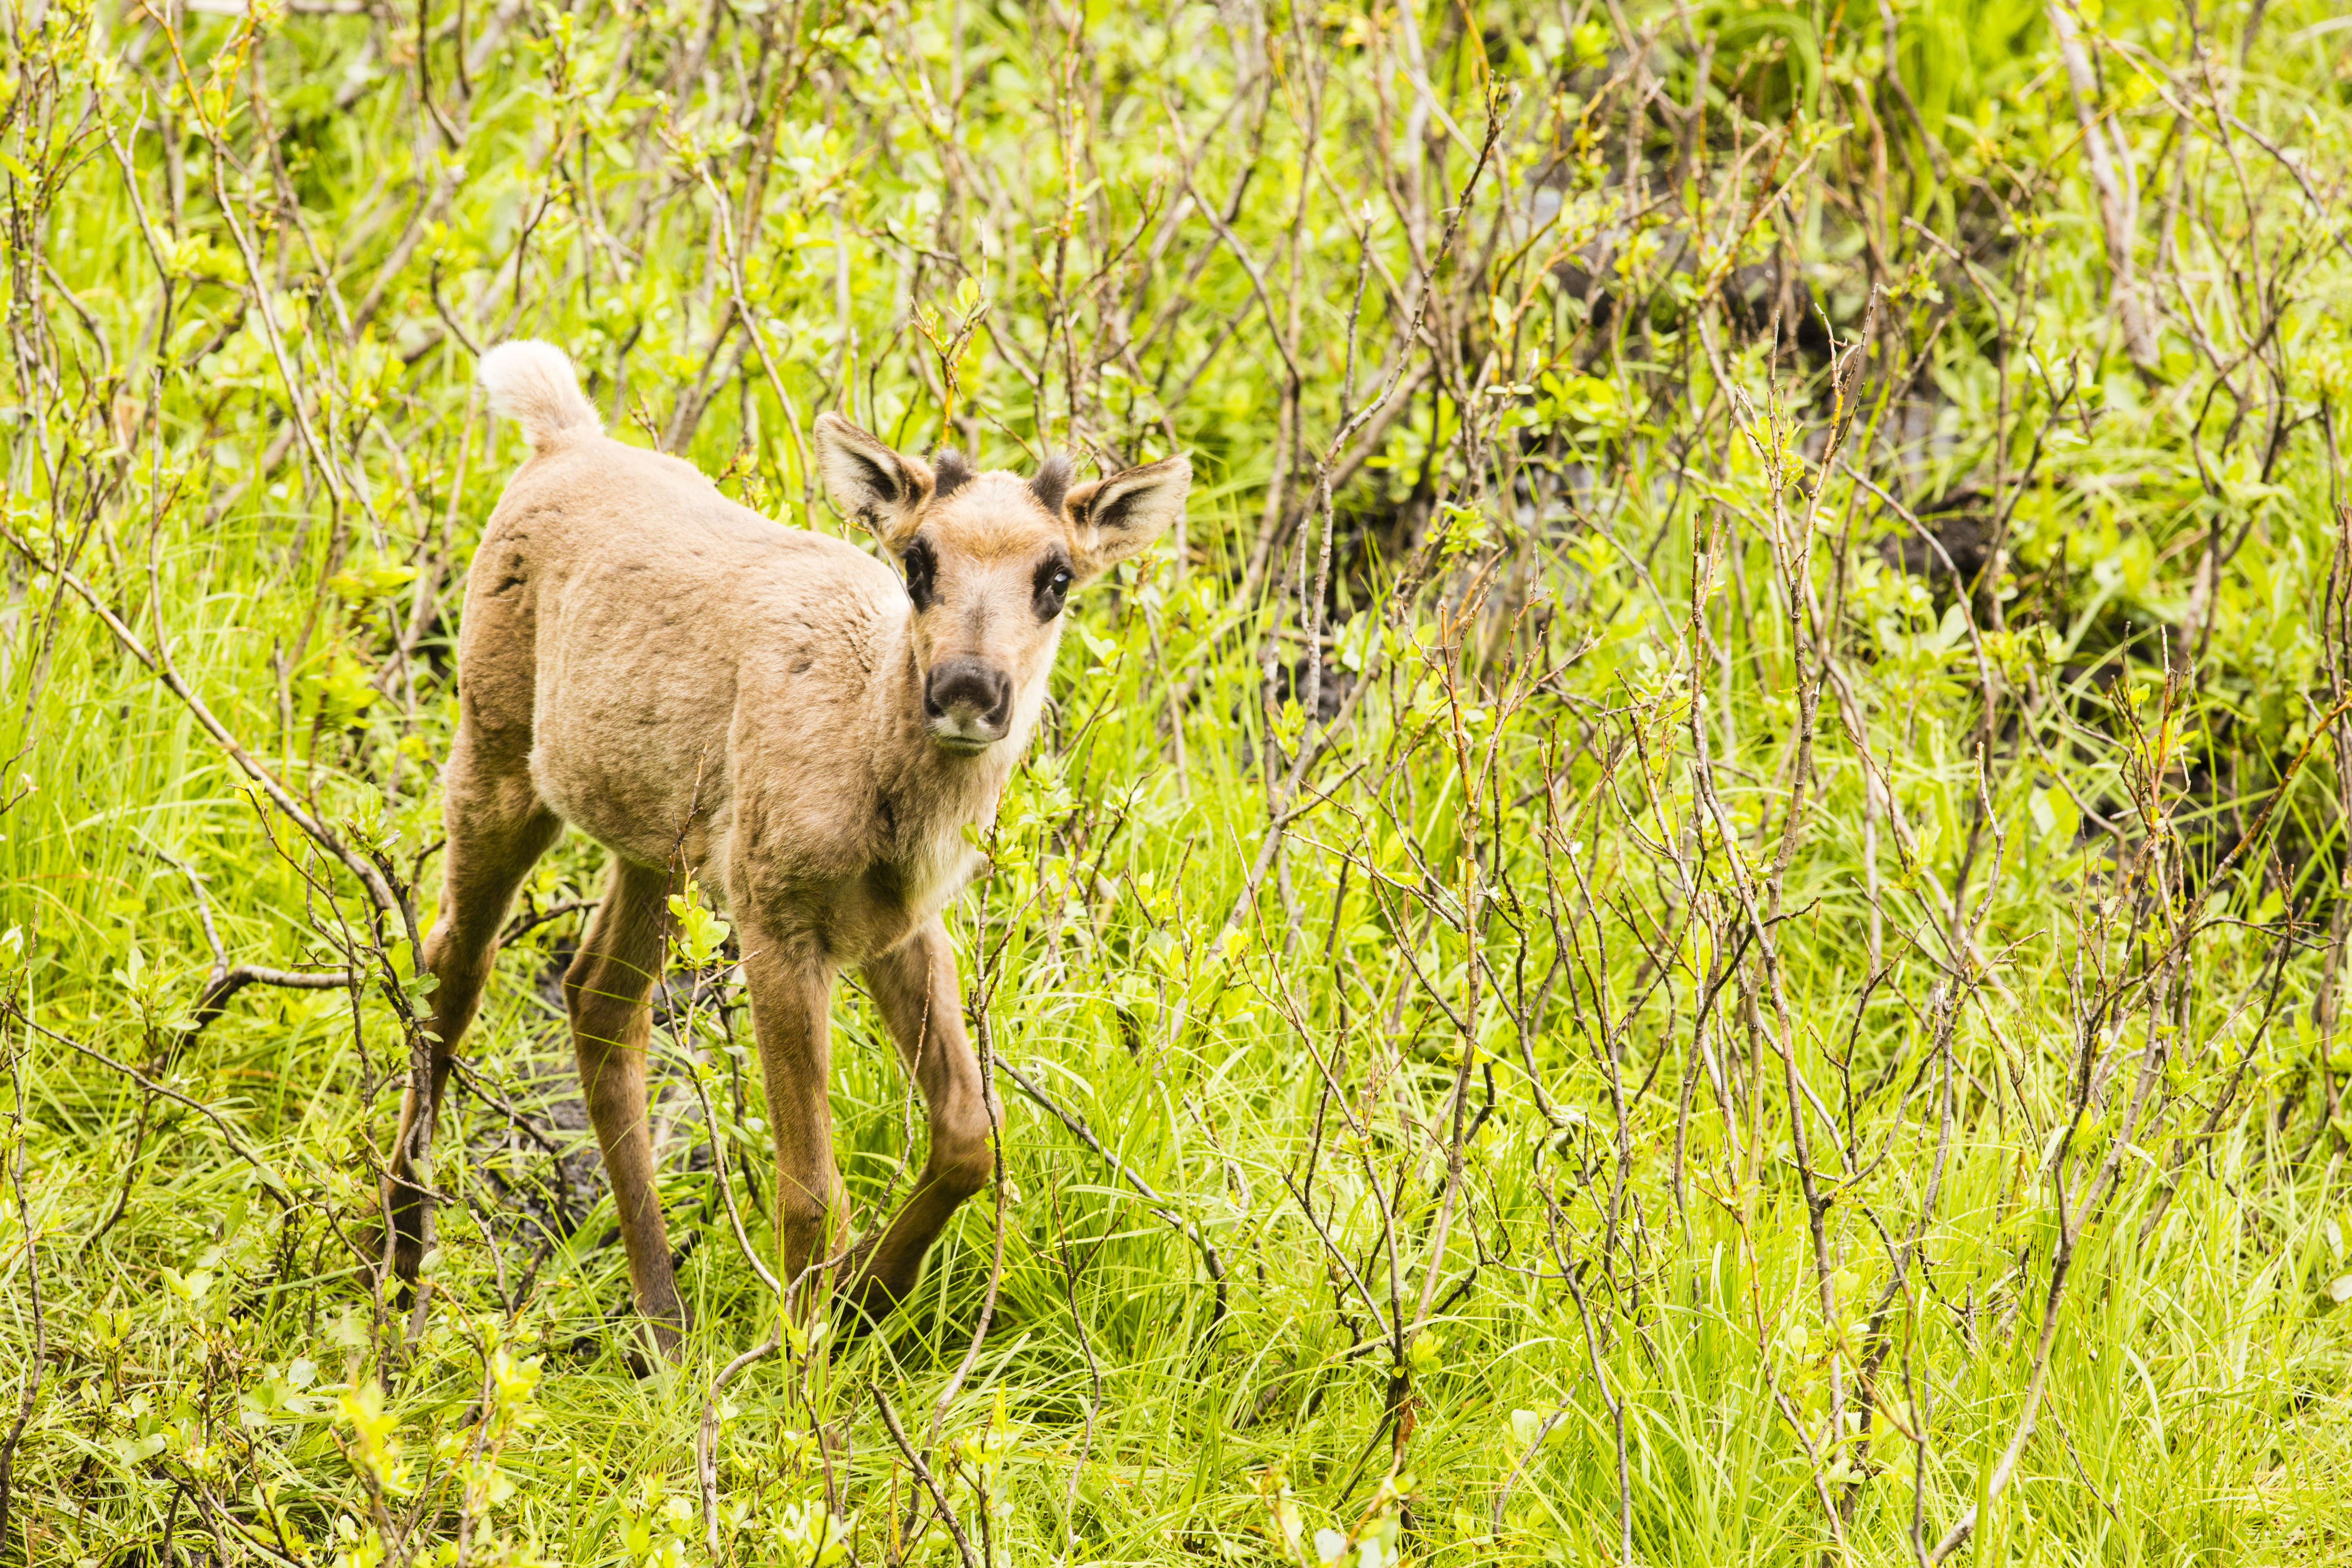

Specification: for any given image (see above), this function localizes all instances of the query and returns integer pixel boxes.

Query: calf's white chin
[929,727,997,755]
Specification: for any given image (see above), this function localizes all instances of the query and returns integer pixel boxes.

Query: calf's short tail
[478,340,603,453]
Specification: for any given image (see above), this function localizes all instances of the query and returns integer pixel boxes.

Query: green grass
[4,0,2352,1563]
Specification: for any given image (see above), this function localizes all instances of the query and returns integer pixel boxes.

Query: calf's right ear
[815,413,935,550]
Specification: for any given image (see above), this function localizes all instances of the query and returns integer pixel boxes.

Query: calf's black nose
[924,658,1014,741]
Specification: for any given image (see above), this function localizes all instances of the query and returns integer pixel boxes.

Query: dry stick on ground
[497,899,600,947]
[140,846,360,1044]
[697,1330,782,1556]
[875,1388,980,1568]
[187,966,357,1042]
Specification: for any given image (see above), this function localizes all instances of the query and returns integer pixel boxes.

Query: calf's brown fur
[384,341,1188,1353]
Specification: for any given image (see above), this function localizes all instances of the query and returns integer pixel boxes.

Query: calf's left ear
[1059,454,1191,584]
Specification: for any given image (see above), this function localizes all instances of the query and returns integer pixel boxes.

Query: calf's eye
[1036,565,1073,619]
[903,541,937,610]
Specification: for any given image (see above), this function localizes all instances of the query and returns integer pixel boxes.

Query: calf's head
[815,413,1190,757]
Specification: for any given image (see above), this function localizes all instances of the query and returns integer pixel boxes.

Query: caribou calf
[383,341,1188,1354]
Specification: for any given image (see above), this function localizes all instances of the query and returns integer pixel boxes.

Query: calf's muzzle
[923,657,1013,751]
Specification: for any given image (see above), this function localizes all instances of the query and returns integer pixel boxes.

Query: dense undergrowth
[4,0,2352,1563]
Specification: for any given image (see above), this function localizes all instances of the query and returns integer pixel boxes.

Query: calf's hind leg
[385,733,561,1288]
[565,858,687,1358]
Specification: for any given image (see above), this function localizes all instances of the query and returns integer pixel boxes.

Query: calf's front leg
[740,935,847,1318]
[844,918,996,1322]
